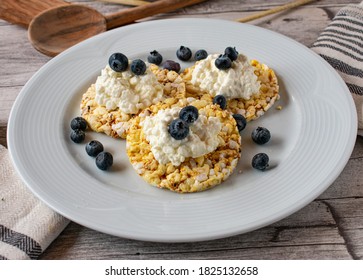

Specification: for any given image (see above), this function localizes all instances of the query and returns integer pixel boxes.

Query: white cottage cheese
[191,54,260,100]
[95,64,163,114]
[141,107,222,166]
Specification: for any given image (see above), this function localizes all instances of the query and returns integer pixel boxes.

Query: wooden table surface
[1,0,362,260]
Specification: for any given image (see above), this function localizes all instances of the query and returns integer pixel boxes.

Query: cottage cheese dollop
[191,54,260,100]
[95,64,163,114]
[141,107,222,166]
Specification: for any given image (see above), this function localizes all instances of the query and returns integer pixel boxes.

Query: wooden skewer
[99,0,150,6]
[237,0,317,23]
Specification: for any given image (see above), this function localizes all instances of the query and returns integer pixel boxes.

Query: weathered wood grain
[1,0,362,260]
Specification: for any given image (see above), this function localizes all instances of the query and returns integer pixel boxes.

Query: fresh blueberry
[131,59,146,75]
[108,53,128,72]
[85,140,104,157]
[70,117,87,131]
[176,46,192,61]
[168,119,189,140]
[233,114,247,132]
[179,106,199,124]
[215,54,232,70]
[224,47,238,61]
[147,50,163,65]
[251,127,271,145]
[96,151,113,171]
[70,129,85,143]
[163,60,181,73]
[213,95,227,110]
[194,49,208,61]
[252,153,269,171]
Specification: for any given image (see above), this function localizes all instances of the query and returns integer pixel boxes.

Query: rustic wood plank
[1,0,362,260]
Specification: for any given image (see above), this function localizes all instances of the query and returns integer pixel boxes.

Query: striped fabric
[311,2,363,132]
[0,145,69,260]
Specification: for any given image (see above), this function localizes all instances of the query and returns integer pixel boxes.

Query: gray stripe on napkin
[0,225,42,260]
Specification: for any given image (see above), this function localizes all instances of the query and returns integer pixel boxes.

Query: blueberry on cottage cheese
[215,54,232,70]
[70,116,87,131]
[194,49,208,61]
[147,50,163,65]
[224,47,238,61]
[233,114,247,132]
[168,118,190,140]
[251,127,271,145]
[131,59,146,75]
[212,95,227,110]
[108,53,128,72]
[85,140,104,157]
[70,129,85,143]
[179,106,199,124]
[252,153,269,171]
[96,151,113,170]
[176,46,192,61]
[163,60,181,73]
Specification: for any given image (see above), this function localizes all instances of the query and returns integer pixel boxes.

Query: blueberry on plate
[213,95,227,110]
[168,119,189,140]
[70,116,87,131]
[179,105,199,124]
[70,129,85,143]
[194,49,208,61]
[163,60,181,73]
[215,54,232,70]
[131,59,146,75]
[86,140,104,157]
[233,114,247,132]
[224,47,238,61]
[176,46,192,61]
[252,153,269,171]
[96,151,113,171]
[147,50,163,65]
[251,127,271,145]
[109,53,128,72]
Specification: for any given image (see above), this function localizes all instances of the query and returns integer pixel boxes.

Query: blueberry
[147,50,163,65]
[163,60,181,73]
[251,127,271,145]
[168,119,189,140]
[179,106,199,124]
[194,49,208,61]
[252,153,269,171]
[176,46,192,61]
[213,95,227,110]
[224,47,238,61]
[233,114,247,132]
[70,117,87,131]
[96,151,113,171]
[131,59,146,75]
[85,140,104,157]
[70,129,85,143]
[215,54,232,70]
[109,53,128,72]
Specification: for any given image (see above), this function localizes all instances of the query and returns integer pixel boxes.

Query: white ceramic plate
[8,19,357,242]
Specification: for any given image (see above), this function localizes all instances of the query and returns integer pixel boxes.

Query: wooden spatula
[0,0,69,27]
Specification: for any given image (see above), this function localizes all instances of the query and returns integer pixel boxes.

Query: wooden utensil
[237,0,316,23]
[0,0,69,27]
[28,0,207,57]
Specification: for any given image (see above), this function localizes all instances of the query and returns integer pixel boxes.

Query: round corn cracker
[126,98,241,193]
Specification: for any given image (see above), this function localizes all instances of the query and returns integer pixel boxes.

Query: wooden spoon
[28,0,207,57]
[0,0,68,27]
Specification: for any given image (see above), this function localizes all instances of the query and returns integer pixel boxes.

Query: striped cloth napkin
[0,145,69,259]
[311,2,363,134]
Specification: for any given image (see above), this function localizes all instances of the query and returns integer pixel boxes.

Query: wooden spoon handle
[105,0,208,29]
